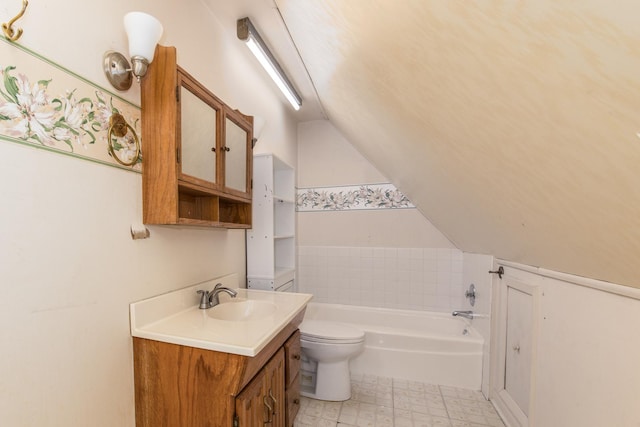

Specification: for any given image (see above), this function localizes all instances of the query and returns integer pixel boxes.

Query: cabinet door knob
[293,398,300,405]
[211,147,216,152]
[222,146,231,152]
[292,353,301,360]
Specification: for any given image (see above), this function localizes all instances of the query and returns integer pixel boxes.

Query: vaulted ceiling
[210,0,640,288]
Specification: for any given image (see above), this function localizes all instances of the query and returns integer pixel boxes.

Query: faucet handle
[197,290,210,309]
[465,284,476,307]
[213,282,224,290]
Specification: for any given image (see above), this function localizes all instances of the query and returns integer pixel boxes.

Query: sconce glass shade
[251,115,265,148]
[124,12,163,81]
[124,12,163,62]
[253,115,266,140]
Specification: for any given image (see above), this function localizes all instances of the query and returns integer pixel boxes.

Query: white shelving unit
[246,154,296,291]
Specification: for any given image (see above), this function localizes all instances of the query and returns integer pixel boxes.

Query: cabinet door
[283,331,301,427]
[178,73,222,190]
[222,109,252,198]
[286,374,300,427]
[235,368,269,427]
[236,349,286,427]
[265,349,286,427]
[284,330,301,387]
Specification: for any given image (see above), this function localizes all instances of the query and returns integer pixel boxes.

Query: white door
[490,271,538,427]
[505,286,533,416]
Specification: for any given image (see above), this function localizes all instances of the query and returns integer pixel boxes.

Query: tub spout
[452,310,474,320]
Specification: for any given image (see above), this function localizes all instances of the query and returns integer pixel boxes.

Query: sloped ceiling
[211,0,640,288]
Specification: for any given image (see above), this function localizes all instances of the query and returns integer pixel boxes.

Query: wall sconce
[237,17,302,111]
[103,12,163,91]
[252,115,265,147]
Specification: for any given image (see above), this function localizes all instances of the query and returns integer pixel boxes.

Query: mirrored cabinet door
[180,85,217,185]
[224,116,248,193]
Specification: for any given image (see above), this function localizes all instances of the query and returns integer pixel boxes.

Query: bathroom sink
[208,299,277,321]
[130,276,313,356]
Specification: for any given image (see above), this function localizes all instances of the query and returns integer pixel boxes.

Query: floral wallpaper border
[0,37,142,171]
[296,183,415,211]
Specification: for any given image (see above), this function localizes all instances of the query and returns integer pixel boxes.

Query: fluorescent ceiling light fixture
[237,17,302,111]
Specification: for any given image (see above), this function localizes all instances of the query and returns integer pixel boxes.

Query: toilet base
[300,360,351,401]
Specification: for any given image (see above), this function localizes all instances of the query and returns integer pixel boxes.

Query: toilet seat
[300,320,365,344]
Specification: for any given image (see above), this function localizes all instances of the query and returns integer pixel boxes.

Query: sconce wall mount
[103,51,134,91]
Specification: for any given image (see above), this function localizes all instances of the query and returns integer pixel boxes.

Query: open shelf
[247,154,296,290]
[175,182,251,228]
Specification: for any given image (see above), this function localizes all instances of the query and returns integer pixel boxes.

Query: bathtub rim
[303,301,485,344]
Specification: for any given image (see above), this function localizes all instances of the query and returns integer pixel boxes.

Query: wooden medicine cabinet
[141,45,253,228]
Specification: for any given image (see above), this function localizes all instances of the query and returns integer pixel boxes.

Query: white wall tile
[298,245,465,312]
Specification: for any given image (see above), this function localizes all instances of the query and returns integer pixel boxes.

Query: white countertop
[130,274,313,356]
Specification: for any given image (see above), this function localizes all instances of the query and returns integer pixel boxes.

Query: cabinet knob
[222,146,231,152]
[293,398,300,405]
[211,147,216,152]
[292,354,301,360]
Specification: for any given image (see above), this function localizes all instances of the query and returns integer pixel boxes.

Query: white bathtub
[302,302,484,390]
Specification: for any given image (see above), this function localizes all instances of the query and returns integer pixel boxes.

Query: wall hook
[2,0,29,42]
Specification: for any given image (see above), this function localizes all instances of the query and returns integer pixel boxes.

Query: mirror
[224,117,248,192]
[180,86,217,184]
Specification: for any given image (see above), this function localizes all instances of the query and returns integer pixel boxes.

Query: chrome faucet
[197,283,238,309]
[452,310,474,320]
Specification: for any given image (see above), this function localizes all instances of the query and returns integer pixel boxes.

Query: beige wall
[0,1,296,425]
[278,0,640,289]
[297,120,455,248]
[297,120,465,311]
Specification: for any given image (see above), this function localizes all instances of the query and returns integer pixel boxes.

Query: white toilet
[299,319,365,401]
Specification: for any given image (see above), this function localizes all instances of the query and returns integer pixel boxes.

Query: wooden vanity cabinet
[141,45,253,228]
[132,311,304,427]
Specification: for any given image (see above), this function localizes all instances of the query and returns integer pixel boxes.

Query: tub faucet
[197,283,238,309]
[452,310,474,320]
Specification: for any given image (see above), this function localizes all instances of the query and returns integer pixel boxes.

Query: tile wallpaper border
[0,36,142,172]
[297,183,415,211]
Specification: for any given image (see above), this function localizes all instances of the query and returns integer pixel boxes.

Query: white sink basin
[207,299,277,321]
[130,274,313,356]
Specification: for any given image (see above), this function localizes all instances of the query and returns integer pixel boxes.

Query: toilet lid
[300,320,365,343]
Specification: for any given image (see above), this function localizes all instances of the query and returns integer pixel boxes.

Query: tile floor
[294,374,505,427]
